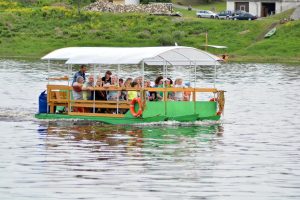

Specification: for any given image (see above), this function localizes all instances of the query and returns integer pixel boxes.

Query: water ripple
[1,60,300,199]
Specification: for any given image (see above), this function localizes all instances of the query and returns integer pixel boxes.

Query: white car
[196,10,218,19]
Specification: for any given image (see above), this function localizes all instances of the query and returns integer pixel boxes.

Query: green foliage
[172,30,185,40]
[136,30,151,39]
[0,1,299,63]
[158,34,174,46]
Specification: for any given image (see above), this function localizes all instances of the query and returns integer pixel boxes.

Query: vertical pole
[193,62,196,114]
[193,62,196,88]
[141,61,144,88]
[67,64,70,86]
[117,64,120,114]
[47,60,50,113]
[141,61,145,104]
[69,64,73,114]
[163,61,167,116]
[93,64,96,113]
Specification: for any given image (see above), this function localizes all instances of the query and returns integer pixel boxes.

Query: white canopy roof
[42,46,222,66]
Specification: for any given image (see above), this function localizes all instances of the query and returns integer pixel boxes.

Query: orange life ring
[130,97,143,117]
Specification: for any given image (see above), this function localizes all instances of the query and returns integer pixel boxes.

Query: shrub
[136,30,151,39]
[41,6,72,18]
[158,34,173,46]
[172,30,185,40]
[4,8,34,16]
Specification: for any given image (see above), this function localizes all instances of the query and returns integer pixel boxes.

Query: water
[0,60,300,199]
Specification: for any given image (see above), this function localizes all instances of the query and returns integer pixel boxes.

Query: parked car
[232,12,257,20]
[217,10,234,19]
[196,10,218,19]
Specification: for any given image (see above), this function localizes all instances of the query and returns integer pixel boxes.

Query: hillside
[0,0,299,63]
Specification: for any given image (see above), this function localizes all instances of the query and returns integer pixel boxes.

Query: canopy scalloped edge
[42,46,222,66]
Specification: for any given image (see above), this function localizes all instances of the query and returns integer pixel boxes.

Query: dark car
[217,10,234,20]
[232,12,257,20]
[232,10,247,16]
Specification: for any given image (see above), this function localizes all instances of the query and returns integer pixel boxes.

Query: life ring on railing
[130,97,143,117]
[209,98,217,102]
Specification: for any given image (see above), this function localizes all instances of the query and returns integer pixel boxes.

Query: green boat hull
[168,114,199,122]
[35,101,221,124]
[35,113,167,125]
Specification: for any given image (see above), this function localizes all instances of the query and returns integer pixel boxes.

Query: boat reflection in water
[37,121,224,160]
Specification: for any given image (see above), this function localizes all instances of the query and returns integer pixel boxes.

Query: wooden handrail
[46,84,221,114]
[47,84,218,93]
[47,76,69,81]
[70,100,130,104]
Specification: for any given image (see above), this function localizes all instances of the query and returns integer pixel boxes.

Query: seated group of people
[71,65,191,112]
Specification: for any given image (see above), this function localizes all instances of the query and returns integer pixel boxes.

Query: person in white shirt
[174,78,186,101]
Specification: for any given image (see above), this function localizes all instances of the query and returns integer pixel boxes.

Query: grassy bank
[0,1,299,63]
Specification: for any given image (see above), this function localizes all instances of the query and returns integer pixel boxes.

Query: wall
[249,2,260,16]
[227,1,235,11]
[125,0,140,5]
[276,1,300,14]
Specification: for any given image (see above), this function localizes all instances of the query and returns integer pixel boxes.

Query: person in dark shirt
[72,65,87,85]
[101,70,112,85]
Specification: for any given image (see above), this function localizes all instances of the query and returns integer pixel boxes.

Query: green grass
[0,0,299,63]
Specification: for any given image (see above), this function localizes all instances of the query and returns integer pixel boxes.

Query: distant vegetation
[0,0,299,63]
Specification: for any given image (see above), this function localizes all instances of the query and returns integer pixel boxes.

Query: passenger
[72,76,87,112]
[106,75,120,100]
[165,78,174,100]
[174,78,186,101]
[92,76,106,101]
[167,78,173,86]
[154,76,164,101]
[96,76,102,87]
[119,78,124,87]
[83,75,94,100]
[144,80,154,101]
[127,82,139,101]
[72,65,87,85]
[134,76,142,88]
[184,82,191,101]
[122,78,133,101]
[102,70,112,85]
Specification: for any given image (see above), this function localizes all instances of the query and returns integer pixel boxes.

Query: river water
[0,60,299,199]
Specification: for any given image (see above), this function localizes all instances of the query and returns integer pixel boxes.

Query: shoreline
[1,55,300,65]
[0,3,299,65]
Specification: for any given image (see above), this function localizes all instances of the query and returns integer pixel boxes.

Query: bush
[172,30,185,40]
[158,34,173,46]
[136,30,151,39]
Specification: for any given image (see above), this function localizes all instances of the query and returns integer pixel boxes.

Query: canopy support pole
[69,64,73,114]
[141,61,145,111]
[141,61,145,88]
[93,64,96,113]
[117,64,120,114]
[47,60,50,113]
[193,62,196,114]
[67,64,70,86]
